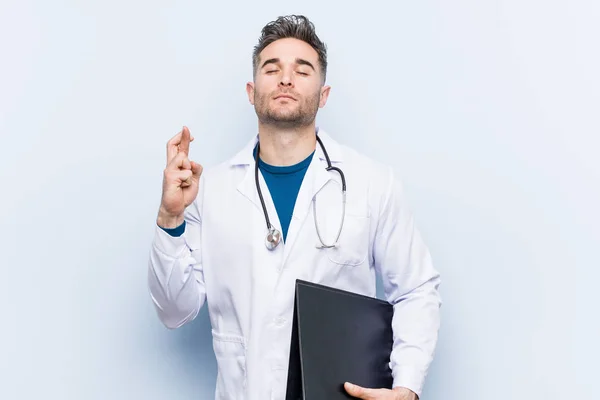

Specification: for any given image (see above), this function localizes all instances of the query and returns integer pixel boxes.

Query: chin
[269,108,298,120]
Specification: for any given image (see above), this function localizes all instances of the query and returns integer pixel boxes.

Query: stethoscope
[254,135,346,251]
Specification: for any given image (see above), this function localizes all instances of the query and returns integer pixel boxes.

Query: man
[148,15,441,400]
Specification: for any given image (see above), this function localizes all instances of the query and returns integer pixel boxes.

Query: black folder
[285,279,394,400]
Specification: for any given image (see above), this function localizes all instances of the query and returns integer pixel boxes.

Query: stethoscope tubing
[254,135,346,250]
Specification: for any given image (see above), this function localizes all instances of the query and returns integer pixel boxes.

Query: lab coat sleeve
[147,180,207,330]
[372,167,442,398]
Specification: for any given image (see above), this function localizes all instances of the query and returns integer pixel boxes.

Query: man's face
[247,38,331,129]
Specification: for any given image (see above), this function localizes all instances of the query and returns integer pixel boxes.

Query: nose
[279,68,294,87]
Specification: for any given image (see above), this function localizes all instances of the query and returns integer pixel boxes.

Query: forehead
[258,38,319,65]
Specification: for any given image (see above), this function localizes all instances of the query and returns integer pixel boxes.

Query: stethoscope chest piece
[265,227,282,250]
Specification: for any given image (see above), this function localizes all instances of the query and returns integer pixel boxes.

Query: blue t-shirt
[255,146,314,242]
[160,145,314,243]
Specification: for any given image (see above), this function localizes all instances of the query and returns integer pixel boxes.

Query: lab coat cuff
[154,224,188,256]
[392,366,426,398]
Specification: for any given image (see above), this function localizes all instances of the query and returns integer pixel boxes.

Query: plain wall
[1,0,597,399]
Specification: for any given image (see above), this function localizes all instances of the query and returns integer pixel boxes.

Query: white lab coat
[148,129,441,400]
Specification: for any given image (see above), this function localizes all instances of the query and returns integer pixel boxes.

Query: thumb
[191,161,203,179]
[344,382,374,399]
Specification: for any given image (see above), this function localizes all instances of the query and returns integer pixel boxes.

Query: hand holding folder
[285,280,398,399]
[343,382,418,400]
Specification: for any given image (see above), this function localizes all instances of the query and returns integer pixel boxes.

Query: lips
[274,94,296,101]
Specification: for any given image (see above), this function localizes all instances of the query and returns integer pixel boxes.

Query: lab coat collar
[228,127,344,166]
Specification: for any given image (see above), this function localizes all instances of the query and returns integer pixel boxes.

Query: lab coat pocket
[212,329,247,400]
[325,214,371,267]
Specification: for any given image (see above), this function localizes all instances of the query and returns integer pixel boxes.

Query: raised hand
[157,126,203,229]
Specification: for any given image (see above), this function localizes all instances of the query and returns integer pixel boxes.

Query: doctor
[148,14,441,400]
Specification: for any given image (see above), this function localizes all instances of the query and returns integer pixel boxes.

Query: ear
[246,82,255,105]
[318,85,331,108]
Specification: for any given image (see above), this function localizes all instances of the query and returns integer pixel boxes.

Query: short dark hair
[252,15,328,84]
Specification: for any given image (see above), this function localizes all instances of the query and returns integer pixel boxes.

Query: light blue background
[1,1,597,399]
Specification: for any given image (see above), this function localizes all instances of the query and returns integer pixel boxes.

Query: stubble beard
[254,89,321,130]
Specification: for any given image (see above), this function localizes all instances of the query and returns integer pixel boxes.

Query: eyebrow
[261,57,316,71]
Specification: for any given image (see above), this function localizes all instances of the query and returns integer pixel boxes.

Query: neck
[257,123,317,166]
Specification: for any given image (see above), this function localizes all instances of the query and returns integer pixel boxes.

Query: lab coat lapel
[233,135,263,212]
[236,161,282,237]
[236,163,262,212]
[233,133,284,243]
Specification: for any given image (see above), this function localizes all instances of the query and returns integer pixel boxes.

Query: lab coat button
[273,317,286,326]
